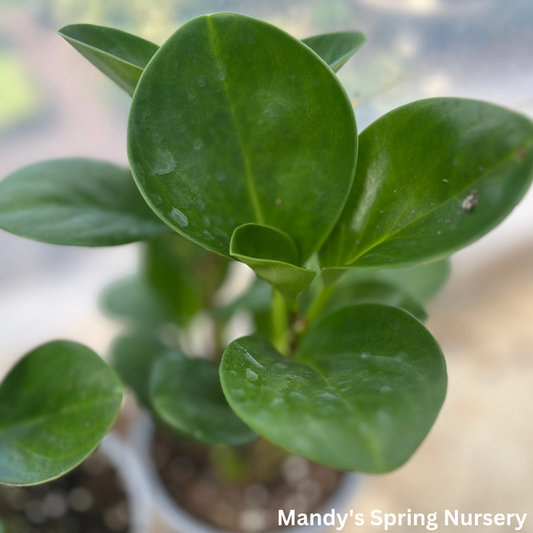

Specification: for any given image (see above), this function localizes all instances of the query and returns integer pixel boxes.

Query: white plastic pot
[100,432,152,533]
[130,412,362,533]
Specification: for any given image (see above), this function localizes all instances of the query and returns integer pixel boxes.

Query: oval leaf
[59,24,159,96]
[150,352,256,446]
[230,224,316,301]
[128,13,357,262]
[320,98,533,269]
[339,259,451,304]
[0,159,169,246]
[322,281,427,322]
[0,341,123,486]
[302,31,366,72]
[221,305,446,473]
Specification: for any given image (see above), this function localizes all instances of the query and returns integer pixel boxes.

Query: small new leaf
[230,224,316,302]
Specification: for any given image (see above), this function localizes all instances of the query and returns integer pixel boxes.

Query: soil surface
[152,427,343,532]
[0,450,130,533]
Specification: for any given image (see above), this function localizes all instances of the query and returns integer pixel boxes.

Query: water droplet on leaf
[170,208,188,227]
[193,138,204,151]
[246,368,258,381]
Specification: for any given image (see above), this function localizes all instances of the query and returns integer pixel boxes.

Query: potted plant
[0,10,532,533]
[102,232,368,532]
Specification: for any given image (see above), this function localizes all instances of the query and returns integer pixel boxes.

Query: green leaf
[230,224,316,301]
[0,341,123,486]
[110,334,167,408]
[150,352,256,446]
[323,281,427,322]
[221,305,446,473]
[302,31,366,72]
[58,24,364,95]
[145,233,228,324]
[320,98,533,269]
[231,224,300,265]
[58,24,159,96]
[100,275,168,325]
[0,159,169,247]
[128,13,357,262]
[339,259,451,304]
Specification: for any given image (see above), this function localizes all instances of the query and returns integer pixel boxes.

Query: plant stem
[271,289,289,355]
[305,283,334,325]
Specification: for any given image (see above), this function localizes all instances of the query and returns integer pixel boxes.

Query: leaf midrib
[60,33,147,72]
[296,354,386,470]
[206,16,265,225]
[0,396,119,437]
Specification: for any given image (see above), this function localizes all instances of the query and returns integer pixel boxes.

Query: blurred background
[0,0,532,531]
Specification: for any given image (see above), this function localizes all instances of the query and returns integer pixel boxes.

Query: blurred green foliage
[0,52,43,133]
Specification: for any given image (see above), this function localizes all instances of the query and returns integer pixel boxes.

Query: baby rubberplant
[0,12,531,487]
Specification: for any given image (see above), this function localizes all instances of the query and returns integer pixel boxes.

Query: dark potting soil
[0,450,130,533]
[152,427,343,532]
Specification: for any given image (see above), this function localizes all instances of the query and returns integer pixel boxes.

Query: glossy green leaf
[230,224,316,301]
[150,352,256,446]
[320,98,533,269]
[145,233,228,324]
[221,305,446,473]
[100,275,168,325]
[58,24,159,96]
[339,259,451,304]
[0,159,169,246]
[322,281,427,322]
[302,31,366,72]
[0,341,123,486]
[128,13,357,262]
[110,334,167,407]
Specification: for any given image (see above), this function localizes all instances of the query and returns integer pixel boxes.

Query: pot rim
[100,431,153,533]
[130,410,363,533]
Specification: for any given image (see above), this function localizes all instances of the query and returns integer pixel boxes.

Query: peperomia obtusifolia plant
[0,12,532,487]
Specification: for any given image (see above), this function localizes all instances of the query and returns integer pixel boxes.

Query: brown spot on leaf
[516,145,526,162]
